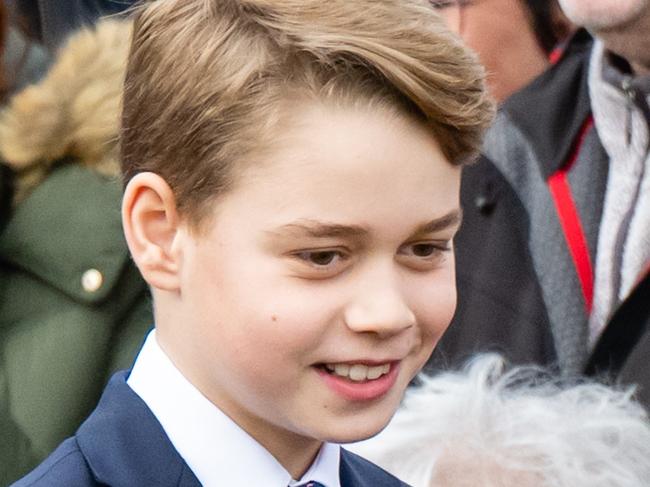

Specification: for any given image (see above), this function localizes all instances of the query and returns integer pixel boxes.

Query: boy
[12,0,493,485]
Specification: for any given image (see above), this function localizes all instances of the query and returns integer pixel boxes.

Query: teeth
[349,365,367,381]
[367,365,384,380]
[334,364,350,377]
[325,363,391,381]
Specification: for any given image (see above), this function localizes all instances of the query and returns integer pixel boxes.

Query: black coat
[428,31,650,409]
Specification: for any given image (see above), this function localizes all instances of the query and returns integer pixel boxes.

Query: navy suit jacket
[12,372,407,487]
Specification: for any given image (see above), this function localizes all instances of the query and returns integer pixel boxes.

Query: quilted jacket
[0,20,152,485]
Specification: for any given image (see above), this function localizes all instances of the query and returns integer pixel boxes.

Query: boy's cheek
[411,274,457,335]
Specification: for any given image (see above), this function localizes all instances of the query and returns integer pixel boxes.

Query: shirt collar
[127,331,341,487]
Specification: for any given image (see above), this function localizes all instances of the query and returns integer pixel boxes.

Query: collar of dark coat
[77,372,405,487]
[76,371,202,487]
[501,29,594,180]
[0,164,130,304]
[586,271,650,376]
[339,449,407,486]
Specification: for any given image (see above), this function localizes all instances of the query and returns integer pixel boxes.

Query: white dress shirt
[128,330,341,487]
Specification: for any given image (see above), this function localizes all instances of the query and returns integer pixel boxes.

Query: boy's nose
[343,280,416,337]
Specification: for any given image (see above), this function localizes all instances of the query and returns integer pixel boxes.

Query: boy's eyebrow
[270,220,370,239]
[268,210,462,239]
[412,209,463,236]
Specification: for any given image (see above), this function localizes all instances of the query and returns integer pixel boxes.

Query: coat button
[82,269,104,293]
[475,181,497,215]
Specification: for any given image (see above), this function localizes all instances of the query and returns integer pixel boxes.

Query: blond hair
[121,0,494,227]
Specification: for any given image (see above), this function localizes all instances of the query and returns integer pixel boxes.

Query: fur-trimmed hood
[0,19,132,205]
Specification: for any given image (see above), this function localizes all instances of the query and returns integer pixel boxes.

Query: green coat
[0,18,150,484]
[0,165,152,484]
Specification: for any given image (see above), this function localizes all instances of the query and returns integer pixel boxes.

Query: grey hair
[348,354,650,487]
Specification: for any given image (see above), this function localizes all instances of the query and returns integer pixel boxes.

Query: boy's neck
[256,428,324,480]
[200,383,325,479]
[155,328,324,480]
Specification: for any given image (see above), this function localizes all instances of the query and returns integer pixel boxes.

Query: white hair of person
[348,354,650,487]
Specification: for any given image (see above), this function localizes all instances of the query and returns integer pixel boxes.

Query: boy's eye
[411,243,438,257]
[296,250,342,267]
[289,248,351,279]
[397,240,452,270]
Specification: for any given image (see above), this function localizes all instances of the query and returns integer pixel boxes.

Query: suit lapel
[339,448,407,486]
[76,372,201,487]
[75,373,406,486]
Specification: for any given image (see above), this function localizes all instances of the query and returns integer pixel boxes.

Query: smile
[316,361,401,401]
[324,363,391,381]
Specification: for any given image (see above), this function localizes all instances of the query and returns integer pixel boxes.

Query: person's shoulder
[10,438,98,487]
[505,29,594,117]
[340,448,409,486]
[498,29,593,137]
[484,30,595,181]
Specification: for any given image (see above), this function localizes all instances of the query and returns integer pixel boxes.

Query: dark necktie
[295,482,326,487]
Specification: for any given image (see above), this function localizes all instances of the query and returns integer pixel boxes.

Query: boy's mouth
[315,361,400,401]
[321,363,391,382]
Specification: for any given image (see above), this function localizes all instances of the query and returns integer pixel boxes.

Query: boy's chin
[321,412,395,445]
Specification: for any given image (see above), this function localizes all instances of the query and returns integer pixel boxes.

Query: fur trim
[0,19,132,205]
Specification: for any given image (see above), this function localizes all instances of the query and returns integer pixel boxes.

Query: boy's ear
[122,172,183,291]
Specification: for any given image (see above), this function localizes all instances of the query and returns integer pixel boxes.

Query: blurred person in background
[426,0,573,370]
[428,0,650,410]
[431,0,573,102]
[0,14,152,484]
[10,0,136,50]
[0,2,50,227]
[0,3,49,98]
[352,355,650,487]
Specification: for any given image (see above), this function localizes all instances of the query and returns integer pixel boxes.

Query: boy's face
[163,102,461,455]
